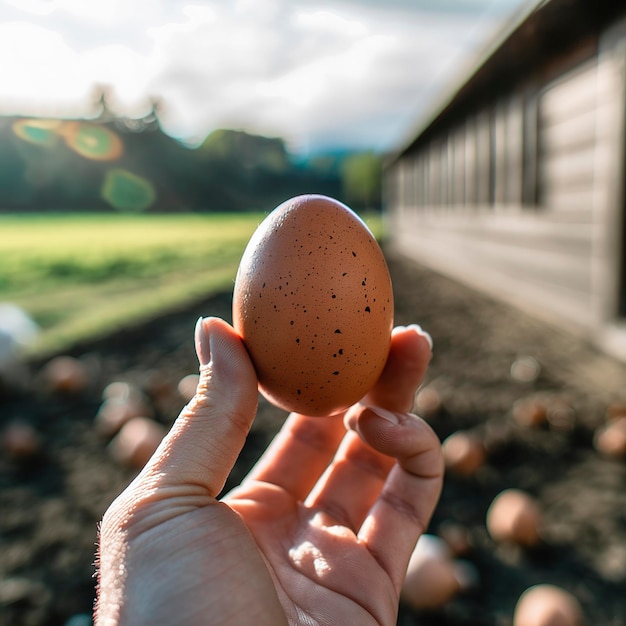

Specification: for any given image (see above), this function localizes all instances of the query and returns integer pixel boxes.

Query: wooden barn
[384,0,626,361]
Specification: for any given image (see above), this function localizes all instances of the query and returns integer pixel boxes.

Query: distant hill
[0,105,381,213]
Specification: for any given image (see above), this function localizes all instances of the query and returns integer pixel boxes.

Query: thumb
[142,316,259,497]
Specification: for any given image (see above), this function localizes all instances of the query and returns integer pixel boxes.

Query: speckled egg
[232,194,394,416]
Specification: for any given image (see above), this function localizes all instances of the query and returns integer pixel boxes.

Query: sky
[0,0,530,154]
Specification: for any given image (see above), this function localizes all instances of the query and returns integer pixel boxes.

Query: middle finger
[243,324,432,501]
[304,424,395,530]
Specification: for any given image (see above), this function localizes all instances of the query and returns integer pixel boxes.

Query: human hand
[95,316,443,626]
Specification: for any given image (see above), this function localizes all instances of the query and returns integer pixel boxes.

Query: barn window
[439,138,449,206]
[429,140,440,206]
[522,89,540,206]
[492,95,526,206]
[476,110,492,206]
[452,124,465,205]
[464,116,478,204]
[418,152,429,207]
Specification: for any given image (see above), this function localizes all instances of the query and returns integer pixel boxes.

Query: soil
[2,250,626,626]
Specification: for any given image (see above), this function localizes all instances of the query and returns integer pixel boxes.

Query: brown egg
[486,488,542,547]
[401,534,460,610]
[512,397,548,427]
[102,381,140,402]
[593,417,626,459]
[546,398,576,433]
[513,584,584,626]
[437,521,473,557]
[415,385,443,419]
[41,355,89,394]
[510,356,541,383]
[95,383,153,437]
[606,401,626,420]
[233,195,394,416]
[95,395,153,437]
[2,421,41,459]
[442,431,486,476]
[108,416,166,469]
[177,374,200,402]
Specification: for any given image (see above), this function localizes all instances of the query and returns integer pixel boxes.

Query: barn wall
[386,31,626,355]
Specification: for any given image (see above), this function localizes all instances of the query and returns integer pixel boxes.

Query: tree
[340,151,382,211]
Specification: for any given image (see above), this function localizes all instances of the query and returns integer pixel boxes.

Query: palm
[226,484,397,625]
[221,402,442,626]
[96,320,442,626]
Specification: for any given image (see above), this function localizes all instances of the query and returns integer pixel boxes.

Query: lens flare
[12,118,63,147]
[101,168,156,212]
[59,121,123,161]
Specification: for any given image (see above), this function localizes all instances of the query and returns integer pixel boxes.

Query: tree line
[0,113,382,214]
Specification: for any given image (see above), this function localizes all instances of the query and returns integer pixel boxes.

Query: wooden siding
[390,209,597,331]
[538,59,602,216]
[591,38,626,354]
[387,46,625,342]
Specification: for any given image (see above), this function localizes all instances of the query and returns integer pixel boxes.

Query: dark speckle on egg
[232,194,394,416]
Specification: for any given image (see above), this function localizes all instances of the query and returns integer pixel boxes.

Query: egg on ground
[108,416,166,469]
[442,430,486,476]
[486,488,542,547]
[513,584,584,626]
[401,534,479,610]
[233,194,394,416]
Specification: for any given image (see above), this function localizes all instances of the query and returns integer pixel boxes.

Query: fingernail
[195,317,211,366]
[408,324,433,351]
[360,403,401,425]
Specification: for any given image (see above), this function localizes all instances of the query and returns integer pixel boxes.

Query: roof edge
[384,0,548,165]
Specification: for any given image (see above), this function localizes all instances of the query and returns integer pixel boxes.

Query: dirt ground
[1,250,626,626]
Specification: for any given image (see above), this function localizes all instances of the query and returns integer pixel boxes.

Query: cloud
[0,20,151,115]
[0,0,526,152]
[321,0,524,15]
[145,0,504,151]
[0,22,88,112]
[3,0,162,25]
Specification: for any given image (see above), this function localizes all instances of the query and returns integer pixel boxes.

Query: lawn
[1,211,383,356]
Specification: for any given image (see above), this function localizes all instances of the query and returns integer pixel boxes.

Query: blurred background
[3,1,626,625]
[0,0,529,218]
[0,0,527,357]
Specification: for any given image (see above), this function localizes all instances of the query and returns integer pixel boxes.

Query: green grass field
[1,211,383,357]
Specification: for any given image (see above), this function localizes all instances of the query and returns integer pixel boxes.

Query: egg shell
[41,355,89,394]
[415,385,443,419]
[102,380,138,402]
[3,421,41,459]
[95,396,152,437]
[437,521,473,557]
[546,398,576,433]
[108,416,166,469]
[593,416,626,459]
[233,194,394,416]
[177,374,200,402]
[606,401,626,420]
[513,584,584,626]
[486,488,542,547]
[442,430,486,476]
[512,397,548,427]
[401,534,460,610]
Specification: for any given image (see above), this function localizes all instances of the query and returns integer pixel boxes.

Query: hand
[95,317,443,626]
